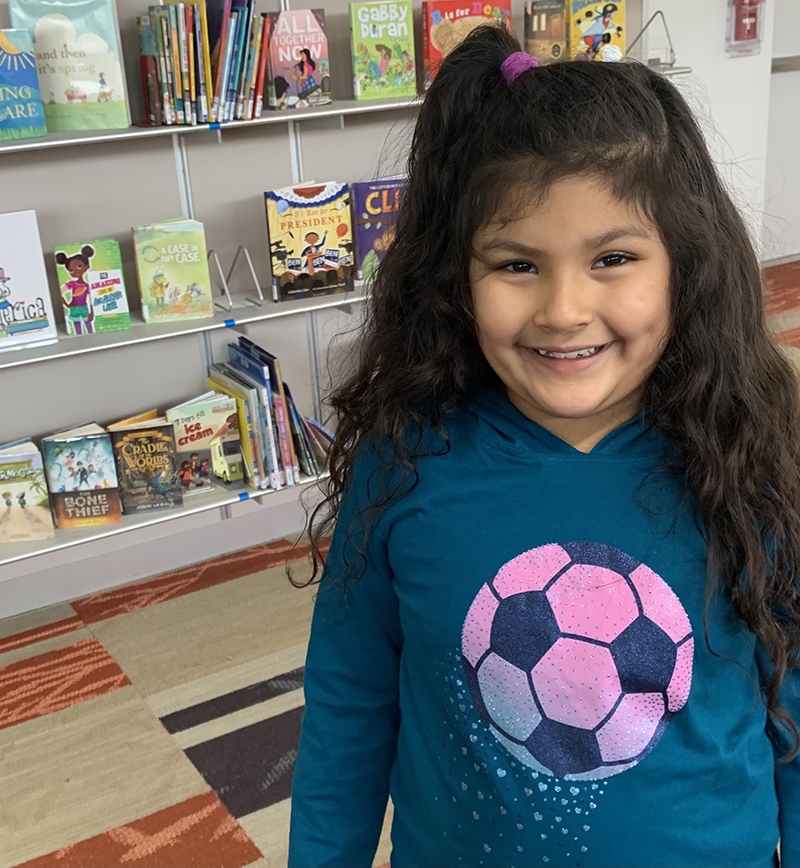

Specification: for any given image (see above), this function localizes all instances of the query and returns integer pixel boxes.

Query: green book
[349,0,416,100]
[54,238,131,335]
[132,218,214,323]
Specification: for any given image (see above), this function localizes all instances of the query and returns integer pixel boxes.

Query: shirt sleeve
[776,668,800,868]
[289,446,402,868]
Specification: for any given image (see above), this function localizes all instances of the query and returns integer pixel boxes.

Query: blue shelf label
[210,122,221,129]
[224,319,236,327]
[238,491,250,501]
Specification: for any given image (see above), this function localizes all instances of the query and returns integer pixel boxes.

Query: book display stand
[0,88,415,571]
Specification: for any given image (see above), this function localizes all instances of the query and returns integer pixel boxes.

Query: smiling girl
[289,25,800,868]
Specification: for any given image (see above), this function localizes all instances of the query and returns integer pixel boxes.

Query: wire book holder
[207,249,234,311]
[225,246,265,307]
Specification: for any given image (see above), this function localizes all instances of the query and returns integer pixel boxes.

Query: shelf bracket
[208,249,234,311]
[172,133,195,219]
[225,245,265,307]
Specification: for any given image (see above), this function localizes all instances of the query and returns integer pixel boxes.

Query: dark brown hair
[301,24,800,759]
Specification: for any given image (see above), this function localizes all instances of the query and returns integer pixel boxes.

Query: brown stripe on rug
[0,615,86,656]
[161,667,304,734]
[71,538,321,624]
[183,705,304,818]
[16,791,262,868]
[0,638,130,731]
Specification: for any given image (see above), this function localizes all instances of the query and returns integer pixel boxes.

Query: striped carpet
[0,258,796,868]
[0,536,390,868]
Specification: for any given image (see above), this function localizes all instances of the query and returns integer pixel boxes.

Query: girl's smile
[470,176,672,453]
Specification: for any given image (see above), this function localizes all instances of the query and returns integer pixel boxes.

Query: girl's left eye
[501,261,537,274]
[593,252,635,268]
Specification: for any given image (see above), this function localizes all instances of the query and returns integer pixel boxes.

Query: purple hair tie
[501,51,539,84]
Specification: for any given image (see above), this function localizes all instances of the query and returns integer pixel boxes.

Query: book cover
[350,0,416,100]
[108,418,183,513]
[42,424,122,527]
[0,440,54,542]
[0,29,47,140]
[166,392,243,493]
[265,9,331,110]
[0,209,58,353]
[524,1,568,64]
[264,181,353,301]
[351,176,406,281]
[132,219,214,322]
[206,369,262,489]
[569,0,624,61]
[9,0,130,131]
[421,0,512,89]
[54,238,131,334]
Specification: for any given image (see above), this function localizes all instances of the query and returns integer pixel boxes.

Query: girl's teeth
[536,345,604,359]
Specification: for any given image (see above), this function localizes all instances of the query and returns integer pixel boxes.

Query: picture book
[54,238,131,335]
[132,218,214,322]
[264,181,354,301]
[265,9,331,110]
[524,1,568,64]
[421,0,512,89]
[0,210,58,353]
[166,391,243,493]
[108,413,183,513]
[349,0,416,100]
[9,0,130,131]
[42,423,122,528]
[0,29,47,140]
[351,175,406,281]
[568,0,625,61]
[0,439,55,542]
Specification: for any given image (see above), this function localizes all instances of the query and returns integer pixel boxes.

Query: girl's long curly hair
[300,25,800,758]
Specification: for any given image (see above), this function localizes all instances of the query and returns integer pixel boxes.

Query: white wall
[762,0,800,261]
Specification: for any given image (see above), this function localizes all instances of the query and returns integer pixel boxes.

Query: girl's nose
[531,270,593,334]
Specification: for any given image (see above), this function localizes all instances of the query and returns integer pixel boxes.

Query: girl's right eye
[501,261,538,274]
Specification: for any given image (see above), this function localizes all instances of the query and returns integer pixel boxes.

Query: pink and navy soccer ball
[461,542,693,780]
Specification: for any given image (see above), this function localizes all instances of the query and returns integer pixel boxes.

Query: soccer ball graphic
[461,541,693,780]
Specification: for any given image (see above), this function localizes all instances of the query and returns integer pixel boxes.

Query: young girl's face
[470,175,671,452]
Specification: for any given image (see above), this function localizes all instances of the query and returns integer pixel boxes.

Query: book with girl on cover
[349,0,416,100]
[264,9,331,110]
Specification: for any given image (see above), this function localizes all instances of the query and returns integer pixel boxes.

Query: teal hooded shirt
[289,389,799,868]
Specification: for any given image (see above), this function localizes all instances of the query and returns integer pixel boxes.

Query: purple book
[351,176,407,281]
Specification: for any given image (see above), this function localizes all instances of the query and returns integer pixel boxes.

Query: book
[54,238,131,335]
[264,181,354,302]
[206,0,233,122]
[239,11,260,119]
[524,1,568,64]
[265,9,331,110]
[226,342,282,489]
[0,29,47,140]
[108,412,183,513]
[136,16,162,126]
[569,0,625,61]
[166,391,243,493]
[0,209,58,353]
[150,8,174,124]
[165,0,213,123]
[167,4,185,123]
[42,423,122,527]
[349,0,416,100]
[236,335,300,486]
[351,176,406,281]
[132,218,214,322]
[0,439,55,542]
[9,0,130,131]
[421,0,512,89]
[252,15,270,118]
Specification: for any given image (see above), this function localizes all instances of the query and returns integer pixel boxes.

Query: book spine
[218,11,238,122]
[137,16,160,125]
[210,0,233,122]
[176,3,192,123]
[244,16,262,120]
[158,14,177,124]
[225,8,246,122]
[238,12,257,119]
[194,6,209,122]
[253,16,269,118]
[185,4,198,125]
[167,5,185,122]
[153,12,172,124]
[272,394,296,487]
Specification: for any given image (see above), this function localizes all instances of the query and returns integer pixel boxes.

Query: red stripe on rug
[774,326,800,348]
[764,261,800,316]
[16,791,262,868]
[72,537,324,624]
[0,616,86,656]
[0,638,130,731]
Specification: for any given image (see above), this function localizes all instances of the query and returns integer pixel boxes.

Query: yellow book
[207,376,260,489]
[568,0,625,61]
